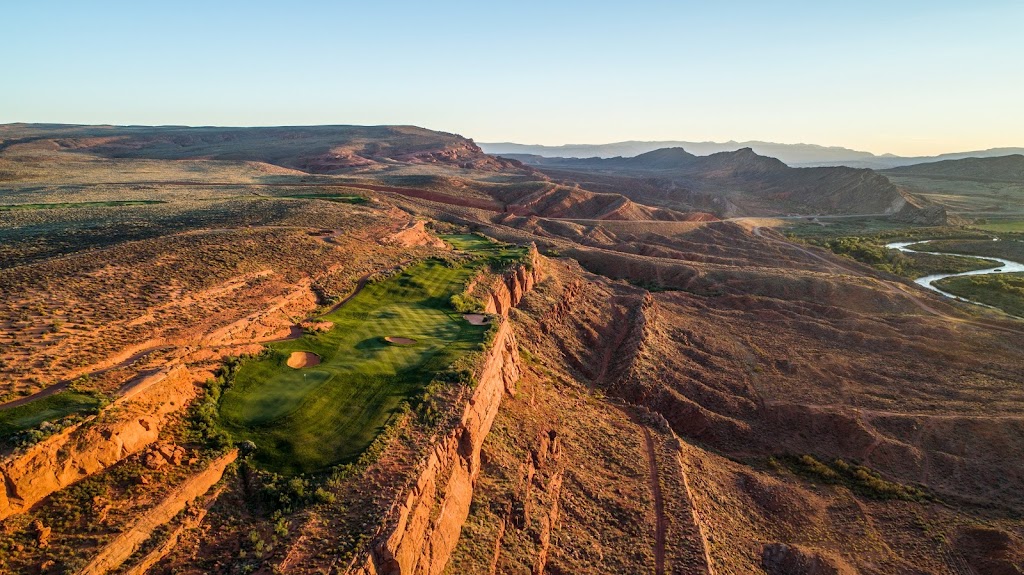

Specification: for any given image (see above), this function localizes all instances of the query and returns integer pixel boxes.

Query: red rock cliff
[349,250,544,575]
[0,364,196,521]
[483,245,543,317]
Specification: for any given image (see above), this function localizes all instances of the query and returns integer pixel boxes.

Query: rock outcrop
[381,220,448,249]
[761,543,858,575]
[0,364,196,521]
[483,245,543,317]
[78,450,238,575]
[348,253,545,575]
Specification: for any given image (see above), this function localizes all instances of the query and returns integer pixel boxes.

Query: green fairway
[0,392,103,441]
[218,234,526,473]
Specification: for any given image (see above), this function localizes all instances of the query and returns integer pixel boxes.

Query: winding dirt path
[266,252,418,343]
[641,426,668,575]
[318,257,416,318]
[613,404,670,575]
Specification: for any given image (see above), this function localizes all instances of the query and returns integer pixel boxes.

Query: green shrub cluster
[249,468,338,514]
[822,237,911,274]
[186,355,245,449]
[935,272,1024,318]
[784,454,931,501]
[10,414,88,450]
[450,292,484,313]
[417,355,478,428]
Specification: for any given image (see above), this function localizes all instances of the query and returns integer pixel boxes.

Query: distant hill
[0,123,703,222]
[512,147,945,222]
[0,123,522,173]
[481,140,1024,169]
[0,124,946,222]
[882,154,1024,183]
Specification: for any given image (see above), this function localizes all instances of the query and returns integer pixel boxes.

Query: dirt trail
[318,257,416,318]
[641,426,668,575]
[260,254,420,344]
[322,274,371,316]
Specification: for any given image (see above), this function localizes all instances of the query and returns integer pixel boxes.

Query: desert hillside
[0,125,1021,575]
[508,146,945,221]
[884,154,1024,182]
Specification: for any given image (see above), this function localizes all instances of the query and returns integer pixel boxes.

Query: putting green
[218,234,527,473]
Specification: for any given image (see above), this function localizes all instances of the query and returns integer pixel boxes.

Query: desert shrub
[820,236,918,275]
[253,472,322,514]
[185,355,246,449]
[783,454,930,501]
[449,292,483,313]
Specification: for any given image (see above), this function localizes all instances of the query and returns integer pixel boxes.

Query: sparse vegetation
[935,272,1024,318]
[279,193,367,204]
[782,454,931,502]
[0,200,164,211]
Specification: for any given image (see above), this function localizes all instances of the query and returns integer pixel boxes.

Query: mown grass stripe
[218,234,527,474]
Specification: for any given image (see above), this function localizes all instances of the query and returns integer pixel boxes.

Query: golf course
[218,234,526,474]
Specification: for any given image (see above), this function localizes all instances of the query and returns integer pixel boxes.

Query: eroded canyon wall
[349,250,544,575]
[0,364,196,521]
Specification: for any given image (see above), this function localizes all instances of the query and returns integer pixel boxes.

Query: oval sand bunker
[286,351,321,369]
[462,314,492,326]
[384,336,417,345]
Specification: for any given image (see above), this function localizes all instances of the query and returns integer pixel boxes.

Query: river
[885,240,1024,305]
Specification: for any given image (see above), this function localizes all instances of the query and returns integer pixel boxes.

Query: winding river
[885,240,1024,305]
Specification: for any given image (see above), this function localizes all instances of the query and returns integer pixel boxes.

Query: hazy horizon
[474,138,1024,158]
[4,0,1022,156]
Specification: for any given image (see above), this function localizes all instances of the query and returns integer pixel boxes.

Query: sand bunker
[384,336,417,345]
[286,351,321,369]
[463,314,492,326]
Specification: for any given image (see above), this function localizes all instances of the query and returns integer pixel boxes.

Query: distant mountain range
[0,124,956,223]
[507,147,944,222]
[479,140,1024,169]
[881,154,1024,182]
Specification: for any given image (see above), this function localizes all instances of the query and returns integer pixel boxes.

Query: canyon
[0,124,1021,575]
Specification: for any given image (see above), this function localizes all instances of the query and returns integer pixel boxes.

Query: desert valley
[0,122,1021,575]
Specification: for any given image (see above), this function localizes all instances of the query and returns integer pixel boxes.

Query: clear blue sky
[4,1,1021,155]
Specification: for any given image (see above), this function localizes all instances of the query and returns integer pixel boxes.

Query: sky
[4,1,1022,156]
